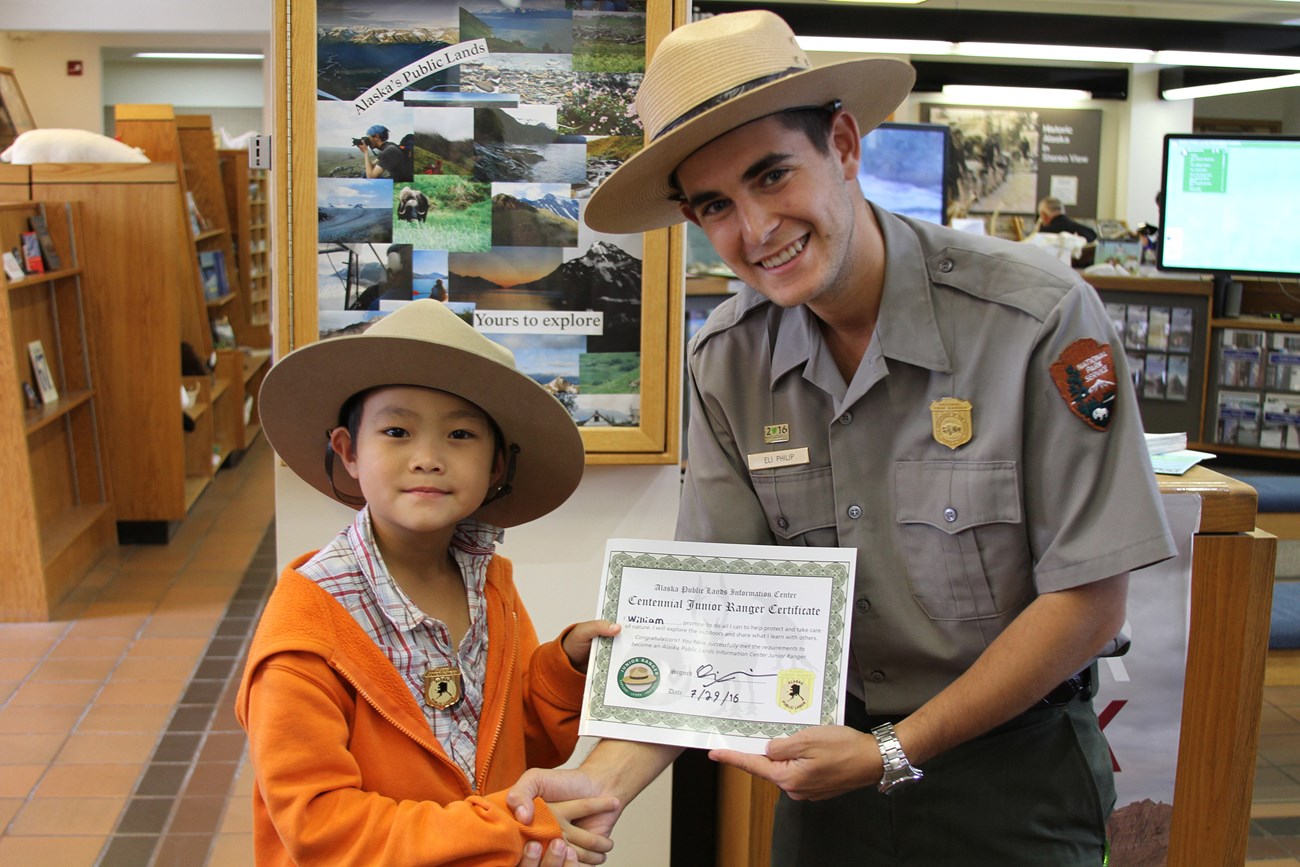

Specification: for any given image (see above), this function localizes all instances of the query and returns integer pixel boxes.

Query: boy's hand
[562,620,620,673]
[547,795,620,864]
[520,839,574,867]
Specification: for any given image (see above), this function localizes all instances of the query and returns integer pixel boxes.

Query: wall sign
[922,103,1103,219]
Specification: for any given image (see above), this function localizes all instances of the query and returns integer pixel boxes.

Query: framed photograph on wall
[0,67,35,152]
[281,0,683,465]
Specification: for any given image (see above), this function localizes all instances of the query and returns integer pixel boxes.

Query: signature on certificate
[696,664,778,689]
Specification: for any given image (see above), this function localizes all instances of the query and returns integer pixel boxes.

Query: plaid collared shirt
[297,506,499,787]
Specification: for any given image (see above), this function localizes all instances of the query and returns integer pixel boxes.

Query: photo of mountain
[317,178,394,243]
[460,5,573,55]
[317,0,460,103]
[491,183,578,247]
[412,106,475,176]
[473,106,586,184]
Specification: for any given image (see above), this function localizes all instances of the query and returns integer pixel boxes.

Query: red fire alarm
[67,60,83,76]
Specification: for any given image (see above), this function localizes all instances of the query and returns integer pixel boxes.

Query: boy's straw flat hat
[259,299,585,528]
[585,10,916,235]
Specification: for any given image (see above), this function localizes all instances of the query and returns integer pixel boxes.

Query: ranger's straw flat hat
[585,10,916,235]
[259,299,585,528]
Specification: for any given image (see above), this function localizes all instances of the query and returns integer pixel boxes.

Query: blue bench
[1222,472,1300,652]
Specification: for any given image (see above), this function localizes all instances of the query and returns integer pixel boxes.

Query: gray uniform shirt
[677,204,1176,715]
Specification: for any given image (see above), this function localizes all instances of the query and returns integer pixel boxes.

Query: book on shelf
[1216,389,1261,446]
[1124,305,1149,352]
[1267,332,1300,392]
[27,213,62,272]
[2,250,24,282]
[1168,307,1195,353]
[1167,355,1190,402]
[1142,353,1167,400]
[185,190,210,235]
[19,231,43,274]
[198,250,230,300]
[27,339,58,404]
[1146,307,1170,352]
[1262,393,1300,451]
[1218,328,1266,389]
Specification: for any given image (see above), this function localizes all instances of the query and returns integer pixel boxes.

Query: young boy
[237,299,618,865]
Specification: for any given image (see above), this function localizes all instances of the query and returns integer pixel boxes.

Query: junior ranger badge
[422,665,463,710]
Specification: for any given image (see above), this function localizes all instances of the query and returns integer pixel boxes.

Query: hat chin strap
[323,435,366,508]
[480,443,521,507]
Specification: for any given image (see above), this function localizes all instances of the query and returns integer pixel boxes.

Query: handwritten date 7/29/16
[690,688,740,705]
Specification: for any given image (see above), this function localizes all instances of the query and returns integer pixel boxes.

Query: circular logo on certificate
[617,657,660,698]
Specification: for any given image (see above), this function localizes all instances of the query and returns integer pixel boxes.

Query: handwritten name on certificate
[579,538,857,754]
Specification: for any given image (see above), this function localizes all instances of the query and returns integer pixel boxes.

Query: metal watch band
[871,721,924,794]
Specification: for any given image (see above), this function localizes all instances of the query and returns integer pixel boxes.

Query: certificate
[579,538,857,754]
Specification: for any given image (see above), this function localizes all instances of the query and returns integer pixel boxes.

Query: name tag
[747,446,810,471]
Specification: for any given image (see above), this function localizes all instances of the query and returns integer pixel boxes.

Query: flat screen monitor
[858,121,949,226]
[1158,133,1300,279]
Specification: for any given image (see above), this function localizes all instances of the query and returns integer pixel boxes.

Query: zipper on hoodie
[329,661,476,795]
[476,609,518,793]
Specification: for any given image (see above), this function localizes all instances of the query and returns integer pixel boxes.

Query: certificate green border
[588,550,850,739]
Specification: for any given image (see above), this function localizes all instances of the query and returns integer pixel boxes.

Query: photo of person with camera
[356,122,414,182]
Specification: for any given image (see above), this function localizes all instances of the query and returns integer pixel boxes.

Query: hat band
[651,66,805,141]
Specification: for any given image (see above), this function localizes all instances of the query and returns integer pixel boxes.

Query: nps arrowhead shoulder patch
[1050,338,1117,431]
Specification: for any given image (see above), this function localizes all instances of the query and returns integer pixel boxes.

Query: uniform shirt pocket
[750,465,838,547]
[894,461,1032,620]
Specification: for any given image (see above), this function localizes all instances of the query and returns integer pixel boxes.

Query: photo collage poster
[1105,301,1194,404]
[315,0,648,428]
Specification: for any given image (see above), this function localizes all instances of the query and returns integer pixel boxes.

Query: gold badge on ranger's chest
[930,398,973,449]
[422,666,463,710]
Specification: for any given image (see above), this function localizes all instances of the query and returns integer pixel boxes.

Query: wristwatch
[871,722,924,794]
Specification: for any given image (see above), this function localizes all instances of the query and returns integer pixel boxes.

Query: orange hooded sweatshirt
[234,552,587,866]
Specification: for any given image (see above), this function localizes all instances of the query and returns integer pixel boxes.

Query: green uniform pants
[771,695,1114,866]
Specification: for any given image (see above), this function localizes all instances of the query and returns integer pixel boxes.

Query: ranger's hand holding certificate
[579,538,857,754]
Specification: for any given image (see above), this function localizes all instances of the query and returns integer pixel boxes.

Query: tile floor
[2,433,1300,865]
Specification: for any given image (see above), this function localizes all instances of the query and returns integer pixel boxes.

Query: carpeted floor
[1274,581,1300,649]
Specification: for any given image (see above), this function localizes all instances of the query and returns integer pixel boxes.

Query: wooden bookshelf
[0,164,29,202]
[0,200,115,619]
[218,148,271,343]
[29,162,227,543]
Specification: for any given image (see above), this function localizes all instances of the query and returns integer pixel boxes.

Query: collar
[348,507,501,630]
[769,203,951,388]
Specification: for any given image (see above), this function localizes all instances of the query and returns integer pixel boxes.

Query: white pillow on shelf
[0,129,150,164]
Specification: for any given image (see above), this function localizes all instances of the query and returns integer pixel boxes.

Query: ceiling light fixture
[132,52,264,61]
[1161,71,1300,100]
[795,36,1300,73]
[955,42,1154,65]
[1153,50,1300,71]
[798,36,953,55]
[941,84,1092,106]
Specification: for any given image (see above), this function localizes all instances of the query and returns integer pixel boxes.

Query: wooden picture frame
[0,67,35,152]
[275,0,684,466]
